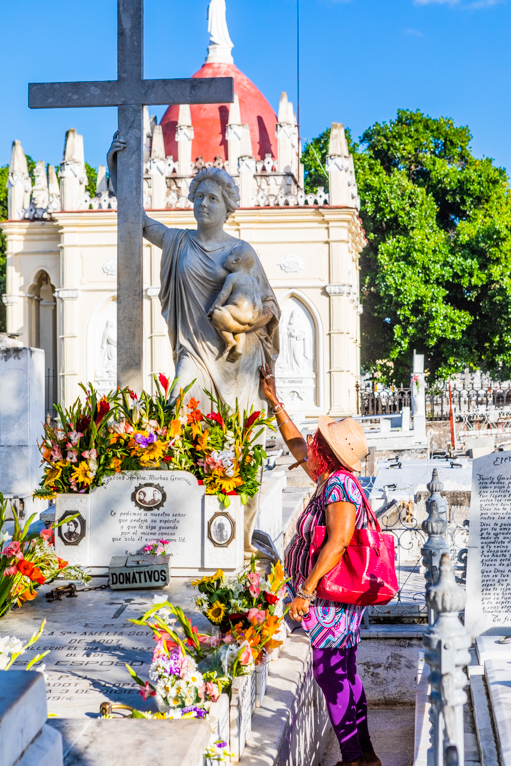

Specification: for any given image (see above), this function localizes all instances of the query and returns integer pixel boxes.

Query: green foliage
[84,163,97,202]
[303,109,511,382]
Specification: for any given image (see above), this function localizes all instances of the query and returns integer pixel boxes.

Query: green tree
[85,162,97,201]
[303,110,511,382]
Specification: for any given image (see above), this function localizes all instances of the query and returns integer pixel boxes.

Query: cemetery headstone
[54,471,244,576]
[466,453,511,636]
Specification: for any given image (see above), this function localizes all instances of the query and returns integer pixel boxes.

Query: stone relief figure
[99,316,117,378]
[108,136,280,554]
[277,303,313,375]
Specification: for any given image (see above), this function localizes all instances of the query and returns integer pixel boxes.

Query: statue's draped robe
[159,229,280,412]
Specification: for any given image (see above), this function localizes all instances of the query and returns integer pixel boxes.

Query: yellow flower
[191,569,224,587]
[137,440,168,466]
[216,475,243,494]
[35,489,57,501]
[169,419,182,438]
[206,600,227,625]
[110,457,123,473]
[190,421,202,439]
[71,460,94,486]
[44,465,62,486]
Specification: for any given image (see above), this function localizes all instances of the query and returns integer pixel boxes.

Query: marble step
[484,659,511,766]
[469,666,499,766]
[0,670,63,766]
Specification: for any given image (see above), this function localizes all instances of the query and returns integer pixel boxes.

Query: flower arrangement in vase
[35,377,274,507]
[0,493,90,618]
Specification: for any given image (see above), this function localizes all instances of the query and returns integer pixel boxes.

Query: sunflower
[216,475,243,494]
[138,440,168,466]
[206,600,227,625]
[70,460,94,486]
[44,464,62,486]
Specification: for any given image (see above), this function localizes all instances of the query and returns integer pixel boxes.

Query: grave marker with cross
[28,0,233,391]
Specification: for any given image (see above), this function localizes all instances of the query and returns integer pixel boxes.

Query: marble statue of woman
[108,136,280,554]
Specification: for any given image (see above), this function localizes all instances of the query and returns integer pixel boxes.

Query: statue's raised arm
[107,132,167,249]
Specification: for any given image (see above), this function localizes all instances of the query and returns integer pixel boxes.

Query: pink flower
[222,632,235,644]
[247,608,266,625]
[240,645,253,665]
[40,528,53,541]
[198,683,205,702]
[249,585,261,598]
[247,571,260,587]
[277,587,286,599]
[50,445,63,462]
[3,565,17,576]
[139,682,156,700]
[3,541,22,559]
[66,449,78,463]
[205,682,220,702]
[67,431,83,446]
[82,449,97,460]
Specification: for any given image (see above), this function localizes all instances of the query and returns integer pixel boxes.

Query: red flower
[57,558,68,569]
[244,411,261,432]
[265,593,279,605]
[30,567,45,585]
[95,397,110,425]
[17,559,35,577]
[205,412,224,429]
[162,456,172,463]
[158,373,170,393]
[127,389,138,401]
[76,415,91,433]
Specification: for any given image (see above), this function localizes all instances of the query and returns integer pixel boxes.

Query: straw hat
[317,416,368,473]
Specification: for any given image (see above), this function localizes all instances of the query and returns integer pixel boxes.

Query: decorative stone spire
[225,93,242,175]
[32,161,49,211]
[206,0,234,64]
[175,105,194,176]
[96,165,108,194]
[276,92,297,175]
[148,125,167,208]
[239,124,255,207]
[47,164,61,213]
[60,128,89,211]
[327,123,351,206]
[7,140,31,219]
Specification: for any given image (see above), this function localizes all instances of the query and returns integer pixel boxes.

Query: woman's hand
[288,596,310,623]
[259,363,278,408]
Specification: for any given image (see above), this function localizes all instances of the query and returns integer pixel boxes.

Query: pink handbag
[309,472,398,606]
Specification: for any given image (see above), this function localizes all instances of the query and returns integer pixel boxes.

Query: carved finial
[206,0,234,64]
[428,467,444,495]
[427,553,466,614]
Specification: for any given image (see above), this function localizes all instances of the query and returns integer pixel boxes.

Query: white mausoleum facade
[1,2,365,420]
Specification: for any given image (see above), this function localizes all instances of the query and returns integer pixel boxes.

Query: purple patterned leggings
[312,644,373,762]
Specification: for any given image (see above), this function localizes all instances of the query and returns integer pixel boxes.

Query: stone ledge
[15,724,63,766]
[0,671,48,766]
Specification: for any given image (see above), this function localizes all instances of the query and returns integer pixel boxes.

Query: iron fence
[358,384,411,417]
[426,379,511,421]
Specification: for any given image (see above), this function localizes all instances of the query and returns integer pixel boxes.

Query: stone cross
[28,0,233,390]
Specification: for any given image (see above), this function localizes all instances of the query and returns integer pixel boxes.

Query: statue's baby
[208,245,263,361]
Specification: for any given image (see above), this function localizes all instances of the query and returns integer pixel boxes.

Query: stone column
[1,223,26,338]
[147,125,167,209]
[326,283,354,415]
[225,94,242,177]
[59,129,89,211]
[7,140,31,220]
[412,352,426,440]
[276,92,295,175]
[175,105,194,178]
[54,214,82,406]
[238,125,255,208]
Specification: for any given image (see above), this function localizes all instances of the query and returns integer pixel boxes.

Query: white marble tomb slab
[55,471,243,575]
[465,453,511,637]
[476,635,511,664]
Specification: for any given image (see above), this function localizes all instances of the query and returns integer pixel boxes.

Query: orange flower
[110,457,122,473]
[169,419,182,438]
[58,558,68,569]
[42,447,52,461]
[190,421,202,439]
[187,397,200,410]
[18,559,35,578]
[30,567,45,585]
[197,431,209,451]
[187,409,202,424]
[17,588,37,604]
[110,433,125,445]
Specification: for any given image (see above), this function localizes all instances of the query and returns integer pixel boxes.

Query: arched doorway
[28,271,57,419]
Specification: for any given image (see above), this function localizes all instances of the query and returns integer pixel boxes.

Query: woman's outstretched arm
[107,132,167,250]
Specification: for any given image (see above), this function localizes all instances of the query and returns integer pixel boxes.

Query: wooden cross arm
[29,76,234,109]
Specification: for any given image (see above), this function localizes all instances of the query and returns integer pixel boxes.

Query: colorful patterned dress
[285,469,368,649]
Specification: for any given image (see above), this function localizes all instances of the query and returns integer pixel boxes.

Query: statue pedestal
[54,470,244,576]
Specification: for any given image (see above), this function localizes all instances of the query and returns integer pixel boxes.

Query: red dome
[160,62,278,164]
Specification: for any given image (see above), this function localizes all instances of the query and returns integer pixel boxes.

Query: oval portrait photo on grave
[131,483,167,511]
[58,511,86,546]
[208,511,235,548]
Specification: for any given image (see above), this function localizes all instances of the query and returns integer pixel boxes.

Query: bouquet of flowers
[0,493,90,618]
[35,377,274,507]
[126,597,254,714]
[193,559,289,665]
[140,540,170,557]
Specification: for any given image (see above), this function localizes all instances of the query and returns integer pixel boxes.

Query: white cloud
[405,27,425,35]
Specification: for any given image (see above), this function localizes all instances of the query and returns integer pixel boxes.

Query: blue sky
[0,0,510,172]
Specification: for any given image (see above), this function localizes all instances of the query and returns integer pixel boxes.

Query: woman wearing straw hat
[260,364,381,766]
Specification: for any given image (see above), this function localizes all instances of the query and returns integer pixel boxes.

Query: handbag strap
[322,469,382,534]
